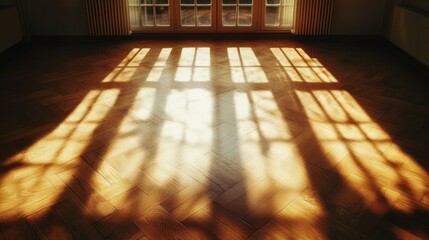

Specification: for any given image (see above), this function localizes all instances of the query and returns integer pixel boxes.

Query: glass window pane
[239,0,252,4]
[238,6,252,26]
[181,7,196,26]
[281,6,293,26]
[222,6,236,26]
[197,7,211,26]
[156,0,168,3]
[266,0,280,4]
[155,6,170,26]
[197,0,211,4]
[141,0,153,4]
[181,0,194,4]
[129,7,140,26]
[142,7,155,26]
[223,0,237,4]
[265,6,280,26]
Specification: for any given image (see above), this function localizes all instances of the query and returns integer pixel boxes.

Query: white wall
[25,0,88,36]
[331,0,388,35]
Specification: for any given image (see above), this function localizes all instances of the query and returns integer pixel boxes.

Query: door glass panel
[155,6,170,26]
[130,0,171,28]
[181,7,196,26]
[282,5,294,26]
[142,7,155,26]
[222,0,253,27]
[222,6,237,26]
[180,0,212,27]
[197,7,212,26]
[238,6,252,26]
[265,0,295,27]
[239,0,252,4]
[129,0,140,27]
[265,6,279,26]
[129,0,294,31]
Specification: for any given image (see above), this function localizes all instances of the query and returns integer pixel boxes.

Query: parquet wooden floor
[0,39,428,239]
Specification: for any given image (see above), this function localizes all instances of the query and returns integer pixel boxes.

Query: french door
[129,0,295,32]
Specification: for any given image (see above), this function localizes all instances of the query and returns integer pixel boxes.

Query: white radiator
[292,0,334,35]
[390,6,429,67]
[0,5,22,53]
[86,0,131,36]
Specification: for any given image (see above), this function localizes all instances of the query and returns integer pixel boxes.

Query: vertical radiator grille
[86,0,130,36]
[293,0,334,35]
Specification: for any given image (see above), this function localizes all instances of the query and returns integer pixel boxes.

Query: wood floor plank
[94,210,146,240]
[53,199,103,240]
[1,39,428,239]
[182,208,251,240]
[0,219,39,240]
[27,208,73,240]
[134,206,198,240]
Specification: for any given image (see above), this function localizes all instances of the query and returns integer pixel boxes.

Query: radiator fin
[86,0,130,36]
[293,0,334,35]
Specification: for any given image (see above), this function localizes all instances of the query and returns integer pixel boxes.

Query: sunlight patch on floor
[1,45,427,239]
[0,89,120,219]
[277,49,429,216]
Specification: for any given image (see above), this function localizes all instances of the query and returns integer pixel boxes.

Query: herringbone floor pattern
[0,39,428,239]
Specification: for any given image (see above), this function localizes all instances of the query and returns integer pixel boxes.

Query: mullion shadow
[253,45,399,239]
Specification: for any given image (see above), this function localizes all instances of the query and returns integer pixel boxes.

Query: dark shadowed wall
[3,0,398,36]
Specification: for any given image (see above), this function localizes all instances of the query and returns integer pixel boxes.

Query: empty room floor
[0,39,428,239]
